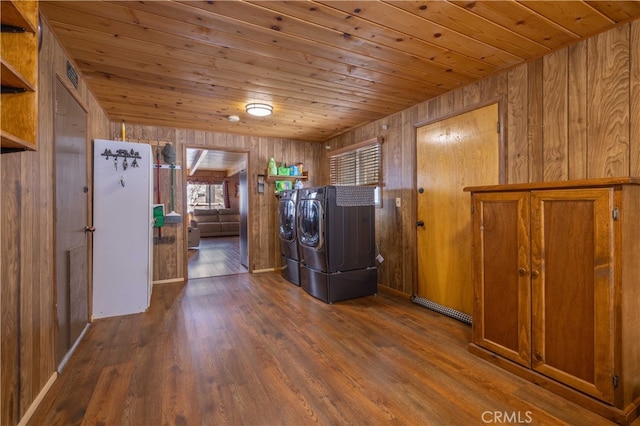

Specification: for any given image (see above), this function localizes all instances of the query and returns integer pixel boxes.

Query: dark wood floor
[188,236,247,279]
[29,273,616,426]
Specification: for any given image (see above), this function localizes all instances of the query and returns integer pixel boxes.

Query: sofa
[190,208,240,237]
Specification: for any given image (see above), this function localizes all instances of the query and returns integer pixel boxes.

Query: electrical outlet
[395,198,401,207]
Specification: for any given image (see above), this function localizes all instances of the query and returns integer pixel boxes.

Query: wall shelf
[1,1,38,33]
[1,129,33,150]
[265,170,308,182]
[1,0,38,152]
[1,58,36,92]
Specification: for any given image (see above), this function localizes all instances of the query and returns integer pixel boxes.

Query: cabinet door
[472,192,531,367]
[530,188,615,404]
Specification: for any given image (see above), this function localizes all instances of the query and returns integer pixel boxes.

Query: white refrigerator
[93,139,153,319]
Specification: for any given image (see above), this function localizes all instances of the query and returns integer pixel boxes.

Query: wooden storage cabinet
[466,178,640,425]
[1,0,38,151]
[470,191,532,367]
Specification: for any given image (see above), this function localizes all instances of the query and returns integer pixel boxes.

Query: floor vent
[412,295,472,325]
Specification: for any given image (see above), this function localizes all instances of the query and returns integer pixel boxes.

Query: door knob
[416,220,425,228]
[84,226,95,233]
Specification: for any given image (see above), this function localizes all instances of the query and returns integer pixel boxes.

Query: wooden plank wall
[107,123,325,281]
[324,20,640,296]
[0,18,111,426]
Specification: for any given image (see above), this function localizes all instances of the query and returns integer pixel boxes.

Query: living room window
[188,183,225,210]
[329,137,383,207]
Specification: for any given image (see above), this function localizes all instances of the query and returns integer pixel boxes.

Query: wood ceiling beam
[189,150,207,176]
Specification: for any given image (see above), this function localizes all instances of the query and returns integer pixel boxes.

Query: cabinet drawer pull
[531,270,540,278]
[518,267,528,276]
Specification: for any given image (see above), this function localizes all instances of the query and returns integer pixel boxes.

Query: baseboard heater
[411,295,472,325]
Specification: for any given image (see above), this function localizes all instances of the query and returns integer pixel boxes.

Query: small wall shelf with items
[1,0,39,153]
[266,170,308,193]
[265,158,307,181]
[265,170,308,182]
[264,159,307,193]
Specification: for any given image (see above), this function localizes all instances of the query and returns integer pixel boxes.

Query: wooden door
[55,79,89,369]
[416,103,499,316]
[471,191,531,367]
[530,188,615,404]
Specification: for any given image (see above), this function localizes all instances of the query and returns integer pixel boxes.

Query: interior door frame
[412,98,507,298]
[182,145,251,279]
[53,74,91,370]
[238,169,248,268]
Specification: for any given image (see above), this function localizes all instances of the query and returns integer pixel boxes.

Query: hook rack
[101,147,142,172]
[101,148,142,161]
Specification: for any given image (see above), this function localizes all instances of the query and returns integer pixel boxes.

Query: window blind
[329,139,381,186]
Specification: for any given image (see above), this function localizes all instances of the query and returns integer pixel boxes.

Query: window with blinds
[329,137,382,206]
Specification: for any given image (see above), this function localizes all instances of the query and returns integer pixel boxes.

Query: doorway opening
[185,147,249,279]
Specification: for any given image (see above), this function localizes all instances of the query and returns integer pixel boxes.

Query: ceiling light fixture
[246,103,273,117]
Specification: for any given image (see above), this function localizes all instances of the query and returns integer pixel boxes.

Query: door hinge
[496,121,500,134]
[613,375,619,388]
[612,208,619,221]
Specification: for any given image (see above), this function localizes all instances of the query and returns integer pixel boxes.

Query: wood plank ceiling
[40,1,640,143]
